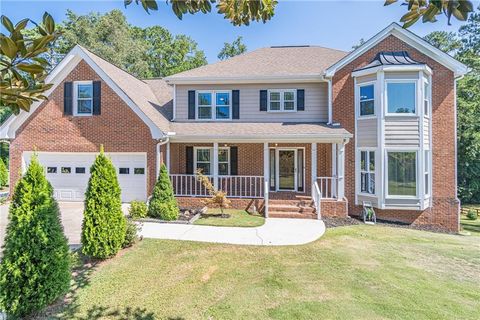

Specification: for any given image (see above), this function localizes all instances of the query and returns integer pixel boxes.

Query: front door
[276,149,297,191]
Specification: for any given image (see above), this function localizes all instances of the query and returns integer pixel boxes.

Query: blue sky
[1,1,478,62]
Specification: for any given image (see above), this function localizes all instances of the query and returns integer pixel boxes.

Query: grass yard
[194,209,265,227]
[41,225,480,320]
[461,204,480,236]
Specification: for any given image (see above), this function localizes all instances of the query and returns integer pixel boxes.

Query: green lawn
[42,225,480,320]
[461,204,480,236]
[194,209,265,227]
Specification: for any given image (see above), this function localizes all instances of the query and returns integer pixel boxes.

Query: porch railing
[312,181,321,219]
[170,174,264,198]
[317,177,337,199]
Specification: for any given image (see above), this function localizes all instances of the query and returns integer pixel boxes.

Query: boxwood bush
[129,200,148,219]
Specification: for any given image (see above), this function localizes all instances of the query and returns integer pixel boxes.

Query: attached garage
[22,152,147,203]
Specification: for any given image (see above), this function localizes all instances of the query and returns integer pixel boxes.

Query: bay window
[386,82,416,115]
[359,84,375,116]
[387,151,417,197]
[197,91,231,120]
[360,150,375,194]
[424,150,430,196]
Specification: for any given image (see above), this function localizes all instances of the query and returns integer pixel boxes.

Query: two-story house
[0,23,468,232]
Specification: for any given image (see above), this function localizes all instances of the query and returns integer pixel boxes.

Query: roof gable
[1,45,169,139]
[325,23,468,78]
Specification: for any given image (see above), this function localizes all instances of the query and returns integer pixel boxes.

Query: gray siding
[358,194,379,207]
[357,118,378,147]
[385,118,420,147]
[175,83,328,122]
[423,117,430,148]
[357,74,377,84]
[385,72,419,80]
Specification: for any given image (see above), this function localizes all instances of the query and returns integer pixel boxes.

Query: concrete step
[268,199,313,206]
[268,204,315,213]
[269,212,317,219]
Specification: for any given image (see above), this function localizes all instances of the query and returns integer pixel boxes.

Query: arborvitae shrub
[0,156,71,318]
[0,158,8,188]
[81,147,126,259]
[148,164,179,220]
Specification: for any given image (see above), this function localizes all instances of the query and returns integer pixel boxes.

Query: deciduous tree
[218,36,247,60]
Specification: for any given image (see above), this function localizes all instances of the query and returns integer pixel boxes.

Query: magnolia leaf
[43,12,55,34]
[16,63,45,74]
[1,15,14,32]
[14,18,29,31]
[0,36,18,59]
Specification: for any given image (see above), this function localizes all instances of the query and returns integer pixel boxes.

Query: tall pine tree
[0,155,70,318]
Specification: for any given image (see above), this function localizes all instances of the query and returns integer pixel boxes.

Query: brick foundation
[176,196,265,214]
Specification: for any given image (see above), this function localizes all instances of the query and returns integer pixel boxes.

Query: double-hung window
[74,81,93,116]
[386,81,416,115]
[423,81,430,116]
[359,84,375,116]
[360,150,375,194]
[268,89,296,112]
[387,151,417,197]
[197,91,231,120]
[424,150,430,196]
[195,147,230,176]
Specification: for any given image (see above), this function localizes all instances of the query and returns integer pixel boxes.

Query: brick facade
[10,60,159,194]
[332,35,459,232]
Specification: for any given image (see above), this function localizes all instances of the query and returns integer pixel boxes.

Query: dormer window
[197,91,231,120]
[73,81,93,116]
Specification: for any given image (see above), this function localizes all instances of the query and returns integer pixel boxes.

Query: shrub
[466,209,478,220]
[129,200,147,219]
[197,169,231,214]
[0,156,71,318]
[148,164,179,220]
[81,146,126,259]
[0,157,8,188]
[122,218,140,248]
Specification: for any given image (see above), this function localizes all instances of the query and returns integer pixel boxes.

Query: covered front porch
[162,140,348,219]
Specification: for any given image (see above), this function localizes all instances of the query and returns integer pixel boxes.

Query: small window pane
[360,85,374,116]
[425,174,429,195]
[119,168,130,174]
[388,152,416,196]
[75,167,86,174]
[360,100,374,116]
[198,106,212,119]
[216,106,230,119]
[270,92,280,101]
[47,167,57,173]
[218,149,228,162]
[387,82,416,114]
[360,151,367,171]
[196,163,210,175]
[369,151,375,171]
[196,149,210,162]
[269,149,276,189]
[270,102,280,110]
[77,100,92,114]
[61,167,71,174]
[284,91,294,101]
[218,163,229,175]
[78,84,92,98]
[360,85,374,100]
[134,168,145,175]
[198,93,212,106]
[216,92,230,106]
[284,101,295,110]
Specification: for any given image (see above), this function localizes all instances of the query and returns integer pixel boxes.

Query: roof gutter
[165,74,326,85]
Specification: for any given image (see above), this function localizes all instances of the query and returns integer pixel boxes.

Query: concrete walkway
[140,218,326,246]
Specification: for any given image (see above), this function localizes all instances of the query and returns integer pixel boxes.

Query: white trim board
[0,45,165,140]
[325,23,468,79]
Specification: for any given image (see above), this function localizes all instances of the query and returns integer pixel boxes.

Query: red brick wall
[10,60,159,195]
[332,35,459,232]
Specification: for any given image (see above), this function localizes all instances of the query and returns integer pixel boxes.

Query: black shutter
[186,146,194,174]
[297,89,305,111]
[260,90,267,111]
[230,146,238,175]
[93,81,101,115]
[232,90,240,119]
[64,82,73,115]
[188,90,196,119]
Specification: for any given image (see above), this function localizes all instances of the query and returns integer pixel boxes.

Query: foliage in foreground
[0,158,8,187]
[129,200,148,219]
[0,13,59,115]
[123,218,141,248]
[0,156,70,318]
[218,36,247,60]
[81,147,126,259]
[148,164,179,221]
[196,169,231,214]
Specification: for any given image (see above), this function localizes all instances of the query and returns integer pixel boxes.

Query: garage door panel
[23,152,147,203]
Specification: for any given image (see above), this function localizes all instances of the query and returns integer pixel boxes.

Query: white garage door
[23,152,147,202]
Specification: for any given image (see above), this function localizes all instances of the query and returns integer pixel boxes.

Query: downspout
[156,136,170,179]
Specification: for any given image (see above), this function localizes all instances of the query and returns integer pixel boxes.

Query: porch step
[269,212,317,219]
[268,204,315,214]
[268,198,313,207]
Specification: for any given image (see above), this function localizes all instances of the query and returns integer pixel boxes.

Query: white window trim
[194,147,230,176]
[423,79,431,118]
[385,149,419,199]
[267,89,297,112]
[424,149,430,197]
[359,149,376,196]
[195,90,232,121]
[385,80,418,117]
[73,80,93,116]
[357,82,376,118]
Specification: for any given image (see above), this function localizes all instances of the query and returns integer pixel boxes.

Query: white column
[331,143,337,198]
[166,142,170,174]
[311,143,317,194]
[337,142,346,200]
[213,142,219,189]
[263,142,269,218]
